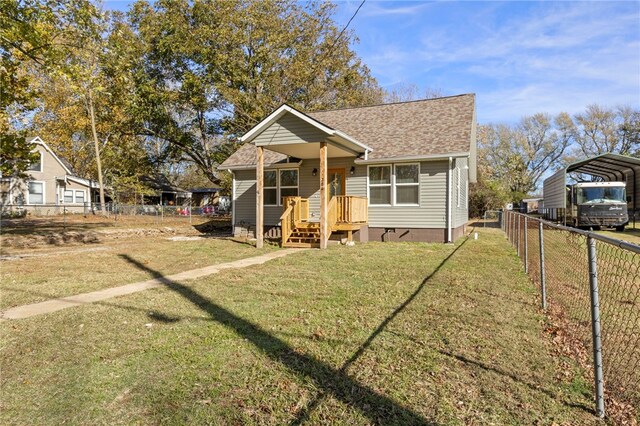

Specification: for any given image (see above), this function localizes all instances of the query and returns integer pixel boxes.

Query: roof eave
[354,152,470,164]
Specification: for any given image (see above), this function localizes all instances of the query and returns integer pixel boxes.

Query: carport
[565,153,640,227]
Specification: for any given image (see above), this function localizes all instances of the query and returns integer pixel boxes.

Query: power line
[305,0,367,107]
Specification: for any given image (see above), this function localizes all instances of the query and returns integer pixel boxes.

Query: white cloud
[352,1,640,122]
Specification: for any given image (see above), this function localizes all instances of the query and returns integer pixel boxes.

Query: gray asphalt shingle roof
[220,94,475,169]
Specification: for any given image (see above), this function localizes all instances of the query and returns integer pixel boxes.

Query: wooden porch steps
[283,223,321,248]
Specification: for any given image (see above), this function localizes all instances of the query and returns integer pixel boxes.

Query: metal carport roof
[566,153,640,222]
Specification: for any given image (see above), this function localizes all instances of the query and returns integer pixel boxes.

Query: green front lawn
[0,229,601,425]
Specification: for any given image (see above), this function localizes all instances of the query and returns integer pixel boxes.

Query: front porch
[248,105,374,249]
[280,196,368,248]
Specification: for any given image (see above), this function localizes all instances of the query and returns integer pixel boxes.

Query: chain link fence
[1,202,230,224]
[502,210,639,420]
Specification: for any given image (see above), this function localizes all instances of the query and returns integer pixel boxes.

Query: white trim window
[64,189,74,204]
[264,170,277,206]
[368,165,392,205]
[27,151,43,172]
[278,169,298,203]
[75,190,85,204]
[395,163,420,205]
[27,181,44,204]
[263,169,299,206]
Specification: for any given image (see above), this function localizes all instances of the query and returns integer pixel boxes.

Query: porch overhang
[240,104,372,159]
[257,139,364,159]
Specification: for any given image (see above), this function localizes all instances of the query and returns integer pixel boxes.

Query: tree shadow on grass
[118,253,435,425]
[288,237,470,425]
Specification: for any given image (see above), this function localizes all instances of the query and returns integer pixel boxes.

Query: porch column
[319,141,328,249]
[256,145,264,248]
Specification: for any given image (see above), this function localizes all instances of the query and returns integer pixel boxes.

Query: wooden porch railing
[280,197,309,244]
[335,195,368,223]
[280,195,367,246]
[327,196,338,232]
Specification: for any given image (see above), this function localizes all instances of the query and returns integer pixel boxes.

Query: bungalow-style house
[0,136,99,215]
[219,94,477,248]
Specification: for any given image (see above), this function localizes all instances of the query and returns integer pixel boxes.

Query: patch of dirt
[0,226,196,251]
[193,219,233,235]
[1,231,102,250]
[166,236,203,241]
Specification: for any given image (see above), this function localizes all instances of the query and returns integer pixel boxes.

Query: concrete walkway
[1,248,303,321]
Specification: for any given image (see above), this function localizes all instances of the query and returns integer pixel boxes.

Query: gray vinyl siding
[299,158,365,218]
[453,157,469,228]
[232,158,452,229]
[367,161,448,228]
[233,169,282,226]
[253,114,326,146]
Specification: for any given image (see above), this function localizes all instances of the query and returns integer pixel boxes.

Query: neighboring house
[139,174,192,206]
[190,187,222,207]
[219,94,477,248]
[0,137,98,215]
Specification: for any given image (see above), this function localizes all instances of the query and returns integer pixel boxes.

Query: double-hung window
[395,164,419,205]
[264,170,278,206]
[279,169,298,201]
[64,190,74,203]
[263,169,299,205]
[28,182,44,204]
[368,165,392,205]
[75,190,85,204]
[369,164,420,206]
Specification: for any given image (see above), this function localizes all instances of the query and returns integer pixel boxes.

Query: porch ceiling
[263,140,359,159]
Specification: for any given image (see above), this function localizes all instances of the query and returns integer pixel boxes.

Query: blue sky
[105,0,640,124]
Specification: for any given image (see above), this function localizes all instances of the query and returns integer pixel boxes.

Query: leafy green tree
[28,6,155,210]
[0,0,70,176]
[127,0,383,184]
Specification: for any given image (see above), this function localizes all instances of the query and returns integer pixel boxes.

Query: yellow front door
[327,168,346,198]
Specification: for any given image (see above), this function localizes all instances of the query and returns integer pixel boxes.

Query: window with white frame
[64,189,74,203]
[264,170,277,205]
[279,169,298,202]
[368,165,391,205]
[28,182,44,204]
[75,190,85,204]
[395,164,419,205]
[27,151,42,172]
[263,169,299,206]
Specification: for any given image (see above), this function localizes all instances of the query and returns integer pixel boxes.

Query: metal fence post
[587,236,605,418]
[524,216,528,273]
[538,221,547,310]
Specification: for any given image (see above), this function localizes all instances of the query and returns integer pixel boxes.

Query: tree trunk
[88,90,106,214]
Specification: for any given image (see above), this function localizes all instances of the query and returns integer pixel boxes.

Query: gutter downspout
[447,157,453,243]
[229,169,236,236]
